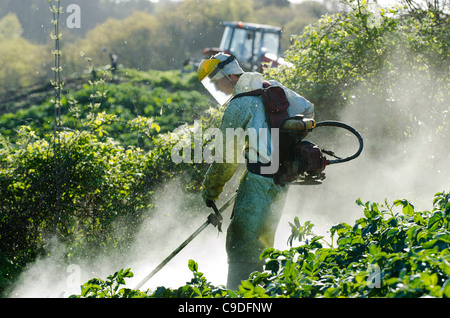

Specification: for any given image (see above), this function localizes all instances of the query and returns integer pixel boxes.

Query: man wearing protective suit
[198,53,314,290]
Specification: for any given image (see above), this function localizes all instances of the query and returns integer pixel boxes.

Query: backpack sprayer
[273,114,364,185]
[237,83,364,185]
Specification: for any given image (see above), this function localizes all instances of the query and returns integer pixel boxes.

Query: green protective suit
[201,72,314,289]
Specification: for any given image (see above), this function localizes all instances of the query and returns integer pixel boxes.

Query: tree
[267,0,448,126]
[0,14,49,94]
[65,11,166,72]
[252,1,333,50]
[156,0,254,63]
[264,0,448,189]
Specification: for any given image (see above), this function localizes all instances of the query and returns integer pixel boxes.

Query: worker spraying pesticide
[134,53,362,291]
[198,53,315,289]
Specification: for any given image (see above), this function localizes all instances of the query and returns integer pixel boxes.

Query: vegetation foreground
[70,192,450,298]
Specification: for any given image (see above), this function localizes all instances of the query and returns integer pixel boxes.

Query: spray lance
[134,115,363,290]
[134,192,237,290]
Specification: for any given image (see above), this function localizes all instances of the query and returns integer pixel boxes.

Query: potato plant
[71,191,450,298]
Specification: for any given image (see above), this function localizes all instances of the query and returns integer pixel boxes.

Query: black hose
[314,121,364,165]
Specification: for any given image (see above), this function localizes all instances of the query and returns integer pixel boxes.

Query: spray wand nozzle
[207,201,223,232]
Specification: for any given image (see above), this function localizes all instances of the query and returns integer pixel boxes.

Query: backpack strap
[231,81,271,100]
[231,81,291,183]
[231,81,290,129]
[231,88,264,100]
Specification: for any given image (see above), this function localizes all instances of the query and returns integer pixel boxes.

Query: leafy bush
[0,68,219,295]
[258,192,450,298]
[266,0,449,147]
[70,268,148,298]
[0,122,145,290]
[70,191,450,298]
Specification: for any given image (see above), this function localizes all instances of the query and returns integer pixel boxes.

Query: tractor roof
[222,21,282,33]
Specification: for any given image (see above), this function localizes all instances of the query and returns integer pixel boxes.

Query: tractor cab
[203,21,288,72]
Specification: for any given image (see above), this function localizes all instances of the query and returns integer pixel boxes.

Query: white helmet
[198,53,244,106]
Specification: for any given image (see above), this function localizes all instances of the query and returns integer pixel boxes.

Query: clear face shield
[201,69,235,106]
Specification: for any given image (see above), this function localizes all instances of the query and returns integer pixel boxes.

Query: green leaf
[283,260,299,279]
[191,286,202,297]
[402,204,414,216]
[443,279,450,298]
[394,200,415,216]
[356,198,364,207]
[324,287,338,298]
[330,223,351,237]
[252,272,269,285]
[439,260,450,277]
[422,239,438,249]
[421,273,438,287]
[385,228,400,238]
[188,259,198,273]
[406,226,422,243]
[434,233,450,244]
[240,280,254,291]
[294,216,300,228]
[428,211,443,231]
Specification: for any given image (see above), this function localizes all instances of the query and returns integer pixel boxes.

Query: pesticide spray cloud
[10,64,447,297]
[7,178,235,297]
[9,62,447,296]
[131,46,448,289]
[276,46,449,246]
[126,179,232,290]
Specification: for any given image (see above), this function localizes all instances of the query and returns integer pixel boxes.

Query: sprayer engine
[275,114,363,185]
[296,141,329,174]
